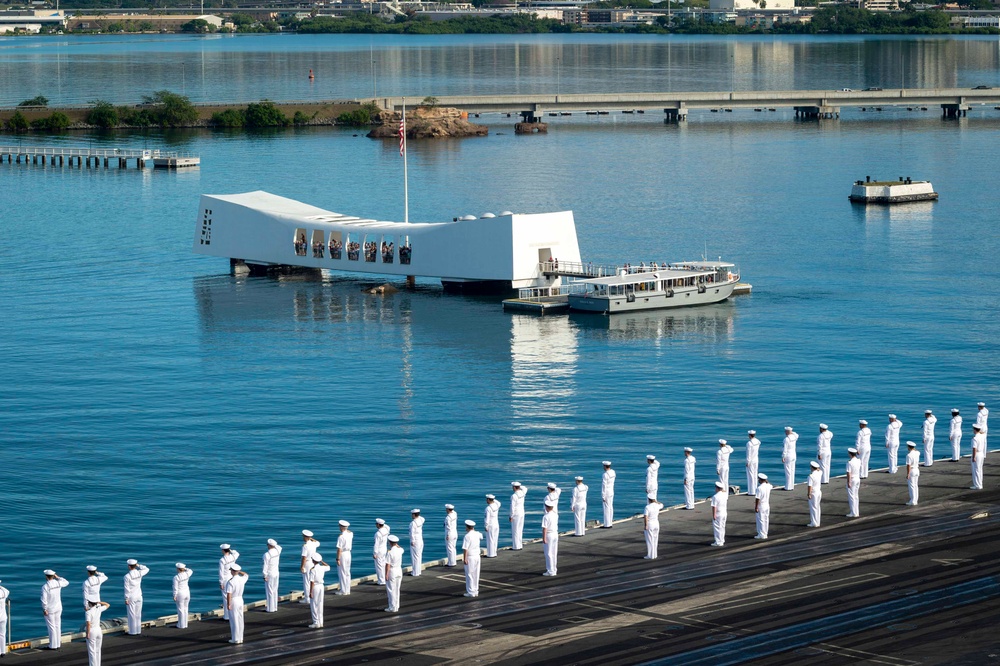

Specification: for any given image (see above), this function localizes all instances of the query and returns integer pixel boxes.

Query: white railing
[516,282,588,302]
[0,146,195,159]
[539,260,683,278]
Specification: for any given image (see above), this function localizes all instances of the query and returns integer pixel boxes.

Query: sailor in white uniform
[300,530,319,604]
[173,563,192,628]
[462,520,483,597]
[971,424,986,490]
[807,461,822,527]
[710,481,728,546]
[856,420,872,478]
[716,439,733,489]
[219,544,239,617]
[541,499,559,576]
[0,578,9,656]
[336,520,353,594]
[510,482,527,549]
[545,482,562,511]
[646,455,660,498]
[846,447,861,517]
[41,569,69,649]
[571,476,588,536]
[745,430,761,495]
[224,563,248,643]
[601,462,616,527]
[444,505,458,566]
[885,414,902,473]
[123,559,149,635]
[754,473,772,539]
[262,539,281,612]
[950,408,963,461]
[905,441,921,505]
[484,495,501,557]
[683,448,696,508]
[373,519,389,585]
[643,494,664,558]
[976,402,989,438]
[385,536,403,612]
[409,509,425,575]
[782,426,798,490]
[923,410,937,466]
[85,599,110,666]
[83,565,108,608]
[817,423,832,484]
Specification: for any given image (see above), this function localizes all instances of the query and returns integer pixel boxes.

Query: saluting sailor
[409,509,425,576]
[923,410,937,466]
[817,423,832,484]
[484,495,501,557]
[373,519,389,585]
[85,599,110,666]
[643,494,664,558]
[857,420,872,478]
[646,455,660,498]
[710,481,727,547]
[510,482,527,549]
[971,424,986,490]
[444,505,458,566]
[545,482,562,511]
[541,499,559,576]
[299,530,319,604]
[716,439,733,490]
[976,402,989,438]
[307,554,330,628]
[462,520,483,597]
[950,408,963,461]
[0,578,9,657]
[885,414,902,473]
[41,569,69,649]
[601,462,616,527]
[905,441,921,505]
[571,476,588,536]
[225,563,248,643]
[683,448,696,509]
[754,473,771,539]
[385,536,404,612]
[173,563,192,628]
[262,539,281,612]
[745,430,761,495]
[782,426,798,490]
[83,565,108,608]
[336,520,353,594]
[846,448,861,517]
[219,544,240,617]
[807,460,823,527]
[123,559,149,635]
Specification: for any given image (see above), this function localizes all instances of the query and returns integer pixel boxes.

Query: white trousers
[908,474,919,504]
[602,496,614,527]
[951,434,962,460]
[847,483,860,517]
[486,523,499,557]
[756,508,770,538]
[445,535,457,566]
[176,591,190,627]
[809,492,822,526]
[310,586,325,626]
[746,464,758,495]
[645,525,659,558]
[511,513,524,549]
[386,574,402,611]
[718,465,729,489]
[819,452,831,483]
[859,446,871,477]
[924,435,934,466]
[684,480,695,508]
[265,574,279,612]
[647,481,658,499]
[784,458,796,489]
[712,514,726,545]
[338,552,352,594]
[374,552,387,584]
[300,572,310,603]
[888,444,899,473]
[1,614,7,655]
[573,505,587,536]
[229,598,244,642]
[465,556,480,596]
[87,630,103,666]
[543,533,559,575]
[127,596,143,634]
[410,541,423,576]
[973,456,984,489]
[45,609,62,648]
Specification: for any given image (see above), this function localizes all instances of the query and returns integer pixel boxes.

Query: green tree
[19,95,49,107]
[244,101,289,127]
[141,90,198,126]
[181,18,214,33]
[336,102,381,127]
[4,111,29,132]
[210,108,246,127]
[86,100,120,128]
[30,111,71,131]
[420,96,439,108]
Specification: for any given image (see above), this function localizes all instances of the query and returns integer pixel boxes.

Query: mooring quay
[378,87,1000,121]
[0,145,200,169]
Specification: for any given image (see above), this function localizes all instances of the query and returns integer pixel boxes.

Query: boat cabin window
[381,235,395,264]
[363,234,377,263]
[293,228,307,256]
[329,231,343,260]
[400,240,412,265]
[346,233,360,261]
[311,229,325,258]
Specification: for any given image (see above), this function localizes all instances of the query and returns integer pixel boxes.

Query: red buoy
[309,69,315,80]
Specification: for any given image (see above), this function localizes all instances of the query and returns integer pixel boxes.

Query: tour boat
[567,261,740,314]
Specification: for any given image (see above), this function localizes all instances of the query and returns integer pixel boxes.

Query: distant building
[951,14,1000,27]
[560,8,656,24]
[66,14,223,31]
[859,0,899,10]
[0,9,66,32]
[709,0,794,10]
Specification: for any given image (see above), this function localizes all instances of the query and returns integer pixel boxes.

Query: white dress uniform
[710,485,728,546]
[906,445,921,505]
[510,484,527,549]
[123,562,149,635]
[745,434,761,495]
[308,559,330,627]
[755,477,772,538]
[83,570,108,606]
[807,465,823,527]
[923,412,937,466]
[462,525,483,597]
[385,542,403,612]
[646,457,660,497]
[601,465,616,527]
[885,417,902,473]
[972,429,987,489]
[545,485,562,511]
[219,547,239,618]
[173,565,193,628]
[41,573,69,648]
[683,452,697,508]
[976,404,989,436]
[782,429,798,490]
[0,582,9,656]
[262,541,281,612]
[373,523,390,585]
[225,570,248,643]
[643,498,664,558]
[571,480,588,536]
[846,454,861,517]
[542,505,559,576]
[299,535,319,604]
[484,497,501,557]
[817,426,833,484]
[85,602,106,666]
[444,508,458,566]
[409,514,425,575]
[951,412,963,460]
[856,423,872,478]
[716,441,733,489]
[336,525,353,594]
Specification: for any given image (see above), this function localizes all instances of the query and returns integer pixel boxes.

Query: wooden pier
[0,145,199,169]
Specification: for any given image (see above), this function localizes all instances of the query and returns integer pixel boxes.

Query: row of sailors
[5,403,987,659]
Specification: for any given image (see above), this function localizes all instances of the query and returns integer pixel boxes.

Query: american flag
[398,116,405,156]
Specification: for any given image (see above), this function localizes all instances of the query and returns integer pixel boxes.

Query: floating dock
[849,176,938,204]
[0,145,199,170]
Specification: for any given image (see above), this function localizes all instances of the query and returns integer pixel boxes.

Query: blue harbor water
[1,34,999,639]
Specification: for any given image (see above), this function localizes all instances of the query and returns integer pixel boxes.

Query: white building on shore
[709,0,793,10]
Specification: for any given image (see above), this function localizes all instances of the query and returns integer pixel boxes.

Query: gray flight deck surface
[15,454,1000,665]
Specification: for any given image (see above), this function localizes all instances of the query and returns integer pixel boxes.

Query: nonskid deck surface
[15,455,1000,666]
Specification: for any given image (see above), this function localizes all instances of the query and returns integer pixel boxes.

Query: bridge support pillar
[406,275,416,289]
[663,108,688,123]
[941,104,969,119]
[794,105,839,120]
[519,110,541,124]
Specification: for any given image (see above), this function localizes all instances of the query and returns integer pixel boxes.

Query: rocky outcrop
[364,283,400,295]
[367,107,488,139]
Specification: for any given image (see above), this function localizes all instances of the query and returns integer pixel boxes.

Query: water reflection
[570,301,738,343]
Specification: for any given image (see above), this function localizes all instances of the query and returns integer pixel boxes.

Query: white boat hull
[568,281,737,314]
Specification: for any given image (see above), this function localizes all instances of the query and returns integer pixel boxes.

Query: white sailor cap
[547,482,557,489]
[718,439,727,445]
[231,563,242,571]
[544,499,555,507]
[973,423,982,430]
[575,476,584,481]
[758,473,768,480]
[925,409,933,414]
[445,504,454,509]
[810,461,820,468]
[387,535,399,543]
[888,414,896,419]
[465,519,476,527]
[715,481,725,489]
[267,538,277,546]
[647,454,656,460]
[302,530,313,537]
[375,518,385,525]
[848,447,858,454]
[859,419,868,425]
[978,402,986,407]
[220,543,231,550]
[819,423,828,429]
[952,408,960,413]
[748,430,756,435]
[602,461,612,466]
[339,520,350,527]
[647,493,657,500]
[44,569,55,576]
[683,447,693,453]
[127,559,138,566]
[486,494,495,500]
[411,508,420,514]
[512,481,522,486]
[176,563,186,569]
[86,565,97,572]
[907,440,917,447]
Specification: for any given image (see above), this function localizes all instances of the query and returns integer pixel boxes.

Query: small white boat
[568,261,740,314]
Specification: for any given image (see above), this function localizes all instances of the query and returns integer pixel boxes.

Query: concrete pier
[0,145,198,170]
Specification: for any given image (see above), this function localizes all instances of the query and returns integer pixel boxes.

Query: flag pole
[402,98,409,225]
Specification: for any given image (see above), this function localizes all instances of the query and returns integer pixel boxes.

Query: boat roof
[582,268,712,286]
[669,260,736,269]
